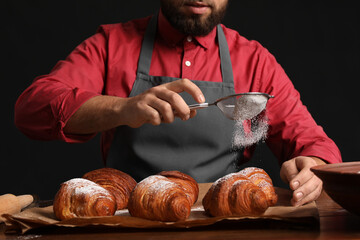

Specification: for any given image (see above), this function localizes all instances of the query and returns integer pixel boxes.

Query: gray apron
[106,14,243,182]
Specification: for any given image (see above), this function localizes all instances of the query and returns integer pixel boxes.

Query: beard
[160,0,228,36]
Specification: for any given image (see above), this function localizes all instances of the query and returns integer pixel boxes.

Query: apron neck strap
[136,14,158,76]
[217,24,234,84]
[136,13,234,84]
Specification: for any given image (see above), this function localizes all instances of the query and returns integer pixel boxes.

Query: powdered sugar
[232,94,270,149]
[213,172,239,185]
[138,175,177,194]
[232,112,269,149]
[64,178,113,198]
[239,167,259,176]
[234,95,268,121]
[232,179,250,186]
[254,179,271,188]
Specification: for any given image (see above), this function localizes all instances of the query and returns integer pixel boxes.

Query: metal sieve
[189,92,274,120]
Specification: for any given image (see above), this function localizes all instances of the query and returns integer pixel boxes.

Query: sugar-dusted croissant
[202,167,277,217]
[238,167,278,206]
[53,178,117,220]
[158,170,199,205]
[82,168,137,210]
[128,171,199,222]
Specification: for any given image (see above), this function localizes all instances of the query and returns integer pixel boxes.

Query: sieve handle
[188,103,210,110]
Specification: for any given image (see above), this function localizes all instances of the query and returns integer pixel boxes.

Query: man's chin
[161,0,228,36]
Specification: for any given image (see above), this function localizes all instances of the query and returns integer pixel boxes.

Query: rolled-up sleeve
[14,29,108,143]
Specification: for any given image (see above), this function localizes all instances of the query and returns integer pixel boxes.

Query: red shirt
[15,11,342,164]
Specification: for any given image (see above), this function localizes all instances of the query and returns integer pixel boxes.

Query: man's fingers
[290,157,318,191]
[152,79,205,121]
[294,156,313,170]
[283,157,324,206]
[164,79,205,104]
[280,159,299,185]
[148,98,175,123]
[128,79,205,127]
[153,88,190,120]
[291,179,322,206]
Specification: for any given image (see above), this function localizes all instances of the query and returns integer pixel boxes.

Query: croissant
[158,170,199,205]
[238,167,278,206]
[53,178,117,220]
[128,171,199,222]
[202,167,277,217]
[82,168,137,210]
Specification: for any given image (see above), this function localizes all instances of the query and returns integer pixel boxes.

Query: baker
[15,0,341,206]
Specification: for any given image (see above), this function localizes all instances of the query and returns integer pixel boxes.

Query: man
[15,0,341,207]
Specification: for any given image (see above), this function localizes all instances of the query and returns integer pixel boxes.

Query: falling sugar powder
[232,95,270,149]
[232,113,269,149]
[234,94,268,120]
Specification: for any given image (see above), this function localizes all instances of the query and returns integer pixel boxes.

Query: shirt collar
[157,9,217,49]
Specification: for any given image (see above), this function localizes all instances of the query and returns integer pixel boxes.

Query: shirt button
[185,61,191,67]
[187,36,192,42]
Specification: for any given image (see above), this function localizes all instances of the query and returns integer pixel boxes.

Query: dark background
[2,0,359,200]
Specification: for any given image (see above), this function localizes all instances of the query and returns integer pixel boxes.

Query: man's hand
[64,79,205,134]
[121,78,205,128]
[280,156,326,206]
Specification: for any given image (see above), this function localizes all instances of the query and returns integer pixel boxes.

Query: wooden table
[1,191,359,240]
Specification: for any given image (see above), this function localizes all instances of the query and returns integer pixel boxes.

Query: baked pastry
[158,170,199,205]
[53,178,116,220]
[202,167,277,217]
[82,168,137,210]
[128,171,199,222]
[238,167,278,206]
